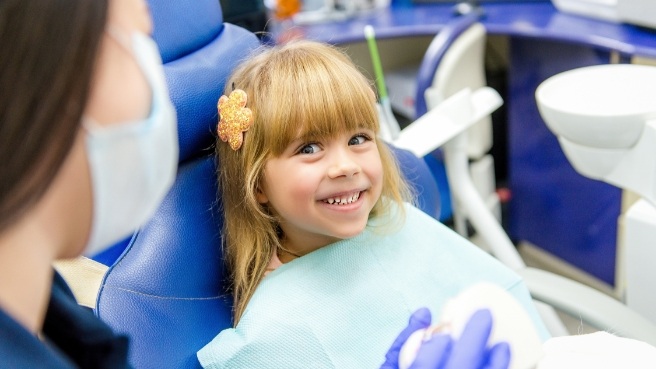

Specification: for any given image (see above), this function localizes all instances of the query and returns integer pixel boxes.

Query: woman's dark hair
[0,0,108,231]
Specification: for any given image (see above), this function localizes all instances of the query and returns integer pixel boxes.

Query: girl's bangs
[262,54,379,156]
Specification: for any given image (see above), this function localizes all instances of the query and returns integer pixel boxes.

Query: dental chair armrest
[519,267,656,346]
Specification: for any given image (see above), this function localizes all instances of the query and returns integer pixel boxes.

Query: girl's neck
[278,229,340,263]
[277,244,301,263]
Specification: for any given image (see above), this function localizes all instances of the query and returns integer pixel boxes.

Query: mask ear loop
[105,25,134,55]
[81,116,103,132]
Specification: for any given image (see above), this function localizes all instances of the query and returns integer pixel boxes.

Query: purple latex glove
[380,308,433,369]
[382,309,511,369]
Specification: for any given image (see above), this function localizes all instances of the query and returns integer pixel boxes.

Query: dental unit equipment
[391,62,656,343]
[536,63,656,326]
[551,0,656,29]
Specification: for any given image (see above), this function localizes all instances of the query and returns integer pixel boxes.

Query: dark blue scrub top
[0,271,130,368]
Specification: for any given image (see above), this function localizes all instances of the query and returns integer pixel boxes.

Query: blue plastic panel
[507,38,623,286]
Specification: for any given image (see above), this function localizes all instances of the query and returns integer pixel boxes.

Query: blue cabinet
[507,38,623,286]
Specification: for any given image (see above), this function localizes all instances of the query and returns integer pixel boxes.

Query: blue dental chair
[94,2,259,368]
[94,1,440,368]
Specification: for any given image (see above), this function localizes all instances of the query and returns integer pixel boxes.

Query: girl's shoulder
[374,202,522,284]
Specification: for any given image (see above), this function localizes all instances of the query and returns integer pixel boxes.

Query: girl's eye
[297,143,321,155]
[348,134,370,146]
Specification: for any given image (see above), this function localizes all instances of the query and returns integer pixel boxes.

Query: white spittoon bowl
[536,64,656,149]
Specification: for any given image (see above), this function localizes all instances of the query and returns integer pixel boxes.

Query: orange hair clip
[217,89,253,151]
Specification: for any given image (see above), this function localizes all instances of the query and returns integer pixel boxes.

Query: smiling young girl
[198,40,548,368]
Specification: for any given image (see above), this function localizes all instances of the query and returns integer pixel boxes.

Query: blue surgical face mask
[83,30,179,256]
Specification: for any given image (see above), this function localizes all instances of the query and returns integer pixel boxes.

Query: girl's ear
[256,186,268,204]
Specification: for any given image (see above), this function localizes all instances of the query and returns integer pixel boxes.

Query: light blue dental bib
[198,203,548,368]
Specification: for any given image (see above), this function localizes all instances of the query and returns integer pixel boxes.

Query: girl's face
[257,128,383,256]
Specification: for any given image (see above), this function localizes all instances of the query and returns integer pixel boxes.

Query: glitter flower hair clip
[217,89,253,151]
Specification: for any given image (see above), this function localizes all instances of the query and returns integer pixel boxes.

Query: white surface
[625,199,656,325]
[53,257,108,309]
[392,87,502,158]
[551,0,620,22]
[537,64,656,206]
[469,154,501,221]
[618,0,656,29]
[538,331,656,369]
[556,137,626,178]
[293,0,391,25]
[557,120,656,206]
[536,64,656,149]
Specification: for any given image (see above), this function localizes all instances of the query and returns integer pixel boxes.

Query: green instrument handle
[365,25,388,100]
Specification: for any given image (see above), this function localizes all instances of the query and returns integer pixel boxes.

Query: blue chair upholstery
[95,2,440,368]
[95,2,259,368]
[390,146,440,219]
[97,158,229,369]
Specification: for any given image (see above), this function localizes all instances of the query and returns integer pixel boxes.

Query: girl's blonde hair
[216,40,412,324]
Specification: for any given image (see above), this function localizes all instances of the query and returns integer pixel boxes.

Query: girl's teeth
[324,192,360,205]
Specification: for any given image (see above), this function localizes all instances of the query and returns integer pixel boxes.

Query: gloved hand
[381,308,511,369]
[381,308,433,369]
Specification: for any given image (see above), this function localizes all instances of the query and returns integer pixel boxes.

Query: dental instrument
[365,25,401,142]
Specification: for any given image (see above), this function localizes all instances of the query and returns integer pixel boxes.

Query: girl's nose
[327,150,361,179]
